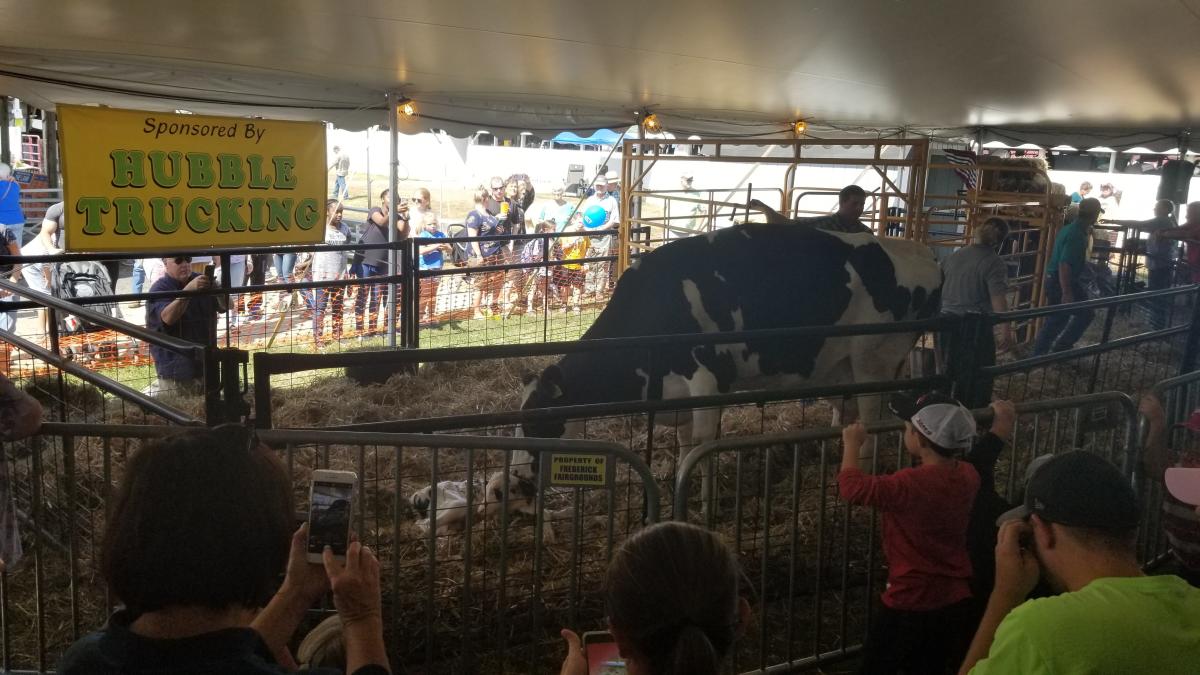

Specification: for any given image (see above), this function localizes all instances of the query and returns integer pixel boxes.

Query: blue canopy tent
[550,128,621,146]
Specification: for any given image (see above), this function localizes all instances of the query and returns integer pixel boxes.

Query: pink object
[1165,467,1200,506]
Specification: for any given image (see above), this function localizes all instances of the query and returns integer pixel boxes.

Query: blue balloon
[582,204,609,229]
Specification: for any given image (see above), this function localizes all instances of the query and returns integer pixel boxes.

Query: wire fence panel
[1137,371,1200,569]
[0,425,658,675]
[670,392,1137,675]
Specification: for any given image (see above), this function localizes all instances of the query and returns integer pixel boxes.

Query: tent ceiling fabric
[2,0,1200,144]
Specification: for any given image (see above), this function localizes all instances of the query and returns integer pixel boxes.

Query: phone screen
[308,480,353,556]
[585,640,625,674]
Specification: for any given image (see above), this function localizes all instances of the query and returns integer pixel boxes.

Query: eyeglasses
[172,257,192,264]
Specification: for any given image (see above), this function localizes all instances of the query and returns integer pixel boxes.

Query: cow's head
[520,365,568,438]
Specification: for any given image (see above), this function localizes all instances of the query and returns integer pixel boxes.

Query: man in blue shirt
[1033,198,1101,356]
[145,255,222,395]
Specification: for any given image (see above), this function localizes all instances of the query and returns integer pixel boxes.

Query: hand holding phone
[203,263,215,281]
[582,631,625,674]
[307,470,356,563]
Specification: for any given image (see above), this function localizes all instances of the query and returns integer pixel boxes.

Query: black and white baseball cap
[996,451,1139,530]
[888,391,977,450]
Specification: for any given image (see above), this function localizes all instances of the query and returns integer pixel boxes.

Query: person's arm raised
[251,525,329,668]
[159,275,209,327]
[958,520,1040,674]
[325,541,390,673]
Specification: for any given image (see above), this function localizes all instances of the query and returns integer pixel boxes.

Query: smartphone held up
[306,470,356,563]
[583,631,625,674]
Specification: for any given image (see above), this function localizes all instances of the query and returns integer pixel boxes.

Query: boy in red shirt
[839,392,981,675]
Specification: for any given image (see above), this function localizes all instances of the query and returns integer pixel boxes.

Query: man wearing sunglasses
[144,255,224,396]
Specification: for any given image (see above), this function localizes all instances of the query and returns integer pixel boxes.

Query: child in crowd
[839,392,981,675]
[510,220,557,315]
[1139,393,1200,586]
[554,213,589,313]
[559,522,751,675]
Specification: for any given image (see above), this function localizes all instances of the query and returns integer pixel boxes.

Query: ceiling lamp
[398,99,417,117]
[641,112,662,134]
[793,119,808,135]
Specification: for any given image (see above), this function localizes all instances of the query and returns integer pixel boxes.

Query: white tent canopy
[2,0,1200,145]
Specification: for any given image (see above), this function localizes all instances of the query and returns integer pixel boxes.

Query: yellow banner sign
[58,105,326,251]
[548,454,608,487]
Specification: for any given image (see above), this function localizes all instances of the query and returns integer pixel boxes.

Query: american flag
[943,148,978,190]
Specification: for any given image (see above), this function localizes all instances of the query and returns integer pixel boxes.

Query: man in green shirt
[1033,198,1102,356]
[960,451,1200,674]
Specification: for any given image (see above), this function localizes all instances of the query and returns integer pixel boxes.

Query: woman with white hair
[0,163,23,245]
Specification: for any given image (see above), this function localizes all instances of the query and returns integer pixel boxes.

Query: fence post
[218,347,250,423]
[252,353,273,429]
[402,241,418,348]
[202,347,221,424]
[1180,286,1200,375]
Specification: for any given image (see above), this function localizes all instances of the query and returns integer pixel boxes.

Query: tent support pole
[45,111,59,188]
[386,92,399,349]
[0,98,8,166]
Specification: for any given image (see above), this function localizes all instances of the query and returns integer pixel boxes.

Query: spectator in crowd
[508,173,536,212]
[959,451,1200,674]
[1097,182,1121,219]
[535,185,577,232]
[311,200,351,345]
[1138,394,1200,586]
[962,400,1018,610]
[1033,197,1102,356]
[801,185,873,234]
[145,255,223,396]
[502,177,529,236]
[245,251,269,322]
[606,172,621,204]
[839,392,980,674]
[220,253,251,327]
[554,213,589,313]
[0,222,21,335]
[558,522,751,675]
[1069,181,1092,204]
[1154,201,1200,283]
[354,189,393,335]
[1105,199,1177,328]
[466,185,509,319]
[397,187,433,237]
[484,176,506,214]
[0,373,44,572]
[414,211,450,324]
[939,217,1013,408]
[21,203,63,335]
[677,173,705,238]
[56,425,390,675]
[582,173,619,300]
[130,259,146,307]
[0,163,24,245]
[329,145,351,201]
[509,220,556,316]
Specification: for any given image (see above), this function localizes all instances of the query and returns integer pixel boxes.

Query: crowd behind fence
[0,387,1184,674]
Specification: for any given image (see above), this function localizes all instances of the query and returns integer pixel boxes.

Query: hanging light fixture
[793,119,808,135]
[641,112,662,134]
[398,99,417,118]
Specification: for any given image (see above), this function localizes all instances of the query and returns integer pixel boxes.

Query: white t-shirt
[312,227,349,280]
[583,194,620,227]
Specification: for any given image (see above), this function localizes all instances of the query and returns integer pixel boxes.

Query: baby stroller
[51,261,120,360]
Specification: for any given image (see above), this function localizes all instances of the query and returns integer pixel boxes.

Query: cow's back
[564,223,940,403]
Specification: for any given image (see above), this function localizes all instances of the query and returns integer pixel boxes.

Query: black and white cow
[520,221,941,456]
